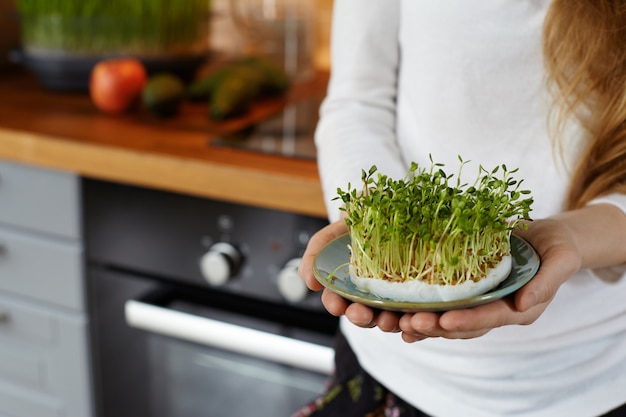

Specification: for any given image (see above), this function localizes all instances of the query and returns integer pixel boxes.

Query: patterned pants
[291,332,429,417]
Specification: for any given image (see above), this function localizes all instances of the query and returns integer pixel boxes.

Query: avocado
[209,68,264,120]
[143,73,185,117]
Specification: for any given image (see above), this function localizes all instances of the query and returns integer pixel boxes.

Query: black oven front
[83,179,338,417]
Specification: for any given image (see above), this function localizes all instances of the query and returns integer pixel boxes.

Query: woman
[295,1,626,416]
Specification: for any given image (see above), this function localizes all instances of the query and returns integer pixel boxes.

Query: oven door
[126,293,334,417]
[88,267,338,417]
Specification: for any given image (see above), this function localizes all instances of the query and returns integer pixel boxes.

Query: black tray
[12,49,210,91]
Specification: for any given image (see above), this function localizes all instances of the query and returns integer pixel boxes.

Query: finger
[402,312,490,340]
[514,245,578,311]
[438,299,516,332]
[321,288,350,316]
[438,298,548,335]
[398,313,429,342]
[402,328,491,340]
[401,332,427,343]
[345,303,378,328]
[400,311,490,339]
[299,221,347,291]
[400,326,490,341]
[376,310,402,332]
[513,220,581,312]
[398,311,441,335]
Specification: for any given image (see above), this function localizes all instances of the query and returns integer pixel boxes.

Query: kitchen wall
[210,0,333,71]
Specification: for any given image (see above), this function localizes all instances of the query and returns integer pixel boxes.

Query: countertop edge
[0,126,329,218]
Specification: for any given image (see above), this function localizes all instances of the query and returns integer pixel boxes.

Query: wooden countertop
[0,69,329,218]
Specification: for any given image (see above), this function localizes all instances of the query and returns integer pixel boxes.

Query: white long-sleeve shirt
[314,1,626,416]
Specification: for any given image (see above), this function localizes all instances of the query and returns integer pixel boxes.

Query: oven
[83,178,338,417]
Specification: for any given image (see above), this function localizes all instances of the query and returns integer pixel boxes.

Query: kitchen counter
[0,69,329,218]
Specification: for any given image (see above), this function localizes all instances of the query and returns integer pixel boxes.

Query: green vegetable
[188,56,291,119]
[143,73,185,117]
[188,68,230,102]
[209,68,264,120]
[16,0,210,55]
[335,156,534,285]
[190,57,290,103]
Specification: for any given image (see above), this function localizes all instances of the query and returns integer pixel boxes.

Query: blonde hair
[543,0,626,209]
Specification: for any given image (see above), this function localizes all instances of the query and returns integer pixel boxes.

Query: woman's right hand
[299,219,347,294]
[298,219,404,332]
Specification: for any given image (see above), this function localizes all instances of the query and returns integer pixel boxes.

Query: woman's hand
[299,204,626,342]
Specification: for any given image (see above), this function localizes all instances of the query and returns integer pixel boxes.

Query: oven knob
[277,258,309,303]
[200,242,242,286]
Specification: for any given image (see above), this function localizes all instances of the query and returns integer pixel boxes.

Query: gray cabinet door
[0,292,93,417]
[0,226,84,311]
[0,160,80,240]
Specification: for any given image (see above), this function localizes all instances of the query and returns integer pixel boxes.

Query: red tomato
[89,58,148,114]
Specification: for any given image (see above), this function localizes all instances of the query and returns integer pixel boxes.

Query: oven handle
[125,299,335,376]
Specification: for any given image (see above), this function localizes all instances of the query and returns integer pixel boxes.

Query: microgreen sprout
[334,156,533,285]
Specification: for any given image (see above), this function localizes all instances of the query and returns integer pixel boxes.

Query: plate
[312,234,540,312]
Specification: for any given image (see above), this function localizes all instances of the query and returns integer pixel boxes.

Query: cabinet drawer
[0,227,83,311]
[0,160,80,240]
[0,293,93,417]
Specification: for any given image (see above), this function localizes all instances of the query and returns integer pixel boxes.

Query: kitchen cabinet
[0,160,93,417]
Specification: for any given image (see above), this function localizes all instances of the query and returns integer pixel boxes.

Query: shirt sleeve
[587,192,626,215]
[315,0,406,222]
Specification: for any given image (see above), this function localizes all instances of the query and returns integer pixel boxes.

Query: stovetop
[210,96,322,160]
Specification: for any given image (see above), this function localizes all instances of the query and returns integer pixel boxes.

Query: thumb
[514,246,579,312]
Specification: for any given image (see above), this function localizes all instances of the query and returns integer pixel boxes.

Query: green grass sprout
[17,0,211,56]
[334,156,534,286]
